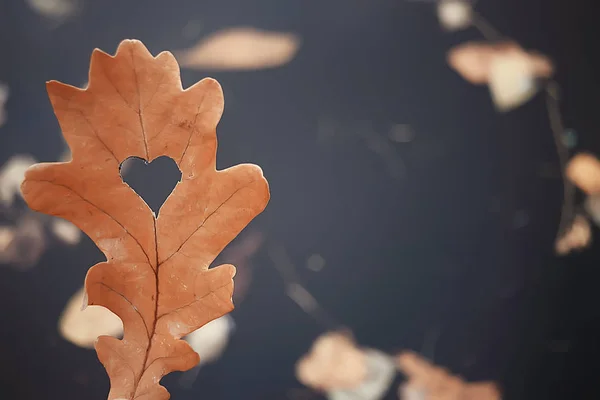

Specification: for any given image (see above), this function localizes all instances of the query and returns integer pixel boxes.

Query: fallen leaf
[447,42,518,85]
[566,153,600,195]
[447,42,553,88]
[297,332,398,400]
[555,214,591,255]
[296,332,368,391]
[21,39,270,399]
[59,286,123,349]
[396,352,501,400]
[488,50,552,112]
[176,27,301,71]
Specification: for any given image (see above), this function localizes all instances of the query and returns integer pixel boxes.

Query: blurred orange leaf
[447,41,552,85]
[296,332,368,391]
[396,351,501,400]
[176,27,301,71]
[555,214,592,255]
[21,39,270,399]
[566,152,600,195]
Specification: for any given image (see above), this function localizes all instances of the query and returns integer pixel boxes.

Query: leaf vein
[28,179,153,268]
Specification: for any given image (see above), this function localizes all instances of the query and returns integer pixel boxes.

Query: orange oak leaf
[20,39,270,399]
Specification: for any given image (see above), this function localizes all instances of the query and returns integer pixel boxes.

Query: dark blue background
[1,0,599,398]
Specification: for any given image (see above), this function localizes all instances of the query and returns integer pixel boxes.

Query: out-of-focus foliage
[176,27,301,71]
[0,155,82,268]
[437,0,472,32]
[396,352,501,400]
[60,284,235,366]
[447,41,553,111]
[487,49,553,112]
[25,0,80,24]
[555,214,591,255]
[296,332,368,391]
[296,332,398,400]
[566,153,600,195]
[59,286,124,349]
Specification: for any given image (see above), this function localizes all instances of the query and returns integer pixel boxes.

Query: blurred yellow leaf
[59,286,123,349]
[488,50,553,112]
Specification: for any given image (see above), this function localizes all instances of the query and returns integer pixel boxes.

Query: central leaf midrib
[132,217,160,398]
[131,54,158,393]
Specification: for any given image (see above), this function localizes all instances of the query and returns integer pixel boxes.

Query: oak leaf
[20,39,270,399]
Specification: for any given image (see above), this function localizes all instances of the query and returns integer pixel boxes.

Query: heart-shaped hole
[119,156,182,215]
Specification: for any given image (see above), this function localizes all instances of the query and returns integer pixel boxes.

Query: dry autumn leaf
[396,351,501,400]
[296,332,398,400]
[555,214,592,255]
[566,152,600,195]
[296,332,368,391]
[447,41,553,86]
[447,42,516,85]
[20,39,270,399]
[176,27,301,71]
